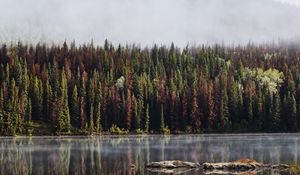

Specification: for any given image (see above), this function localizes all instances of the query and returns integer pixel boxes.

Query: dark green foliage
[70,85,80,128]
[160,104,165,133]
[145,103,150,133]
[0,41,300,135]
[272,92,281,131]
[57,68,71,133]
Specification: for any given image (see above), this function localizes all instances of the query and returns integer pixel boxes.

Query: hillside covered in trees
[0,40,300,135]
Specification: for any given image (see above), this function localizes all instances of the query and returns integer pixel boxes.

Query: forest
[0,40,300,135]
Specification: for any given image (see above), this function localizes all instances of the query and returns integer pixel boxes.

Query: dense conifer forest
[0,40,300,135]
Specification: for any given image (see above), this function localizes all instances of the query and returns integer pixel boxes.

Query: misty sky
[0,0,300,46]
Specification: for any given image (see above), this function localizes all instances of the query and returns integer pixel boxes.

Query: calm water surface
[0,133,299,175]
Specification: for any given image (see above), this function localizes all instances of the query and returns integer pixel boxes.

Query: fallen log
[146,159,290,174]
[147,167,197,174]
[203,158,290,174]
[146,160,200,169]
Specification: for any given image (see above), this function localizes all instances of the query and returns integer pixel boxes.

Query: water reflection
[0,134,299,175]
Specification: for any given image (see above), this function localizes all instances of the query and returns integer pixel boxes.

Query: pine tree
[95,81,102,133]
[145,103,150,133]
[43,79,52,121]
[26,98,32,122]
[160,104,165,133]
[95,102,101,133]
[229,80,239,129]
[133,75,144,130]
[132,95,140,130]
[57,68,71,133]
[70,85,80,128]
[272,92,280,131]
[126,89,132,131]
[207,82,216,130]
[296,84,300,131]
[244,81,254,130]
[0,89,4,134]
[218,74,229,131]
[288,92,297,131]
[88,79,95,131]
[79,76,87,130]
[254,87,263,131]
[191,88,201,133]
[8,79,19,135]
[31,76,43,120]
[263,90,273,131]
[89,106,94,132]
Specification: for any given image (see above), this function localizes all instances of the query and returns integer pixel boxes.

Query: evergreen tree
[89,106,94,132]
[287,92,297,131]
[8,79,19,135]
[296,84,300,131]
[145,103,150,133]
[272,92,280,131]
[95,102,101,133]
[70,85,80,128]
[132,95,140,130]
[126,89,132,130]
[88,79,95,131]
[95,81,102,133]
[191,88,201,133]
[57,68,71,132]
[229,80,239,129]
[0,89,4,133]
[263,90,273,131]
[254,87,263,131]
[31,76,43,120]
[160,104,165,133]
[79,76,87,130]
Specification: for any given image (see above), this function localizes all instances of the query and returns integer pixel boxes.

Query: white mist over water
[0,0,300,46]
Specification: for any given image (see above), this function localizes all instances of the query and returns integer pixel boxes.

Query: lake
[0,134,299,174]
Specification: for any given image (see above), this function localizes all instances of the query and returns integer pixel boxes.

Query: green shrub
[109,124,128,135]
[161,126,170,135]
[135,128,144,135]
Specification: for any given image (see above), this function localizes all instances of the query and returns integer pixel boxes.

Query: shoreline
[1,132,300,138]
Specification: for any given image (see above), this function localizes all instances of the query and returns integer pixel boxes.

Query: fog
[0,0,300,47]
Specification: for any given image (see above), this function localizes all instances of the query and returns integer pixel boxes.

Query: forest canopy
[0,41,300,135]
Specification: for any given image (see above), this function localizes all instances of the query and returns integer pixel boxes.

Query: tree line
[0,40,300,135]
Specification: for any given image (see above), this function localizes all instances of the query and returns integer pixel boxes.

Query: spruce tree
[160,104,165,133]
[0,89,4,134]
[272,92,280,131]
[88,79,95,132]
[145,103,150,133]
[31,76,43,120]
[57,68,71,133]
[70,85,80,128]
[95,81,102,133]
[288,92,297,131]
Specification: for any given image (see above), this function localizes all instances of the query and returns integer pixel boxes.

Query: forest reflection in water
[0,134,299,175]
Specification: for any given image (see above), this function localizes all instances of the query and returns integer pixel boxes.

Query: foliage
[0,41,300,135]
[109,124,128,135]
[161,126,170,135]
[242,68,284,94]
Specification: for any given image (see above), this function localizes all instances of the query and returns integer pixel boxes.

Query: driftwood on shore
[146,158,290,174]
[203,159,289,171]
[146,160,200,169]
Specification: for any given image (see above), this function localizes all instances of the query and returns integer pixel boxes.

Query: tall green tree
[70,85,80,128]
[145,103,150,133]
[272,92,281,131]
[57,68,71,132]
